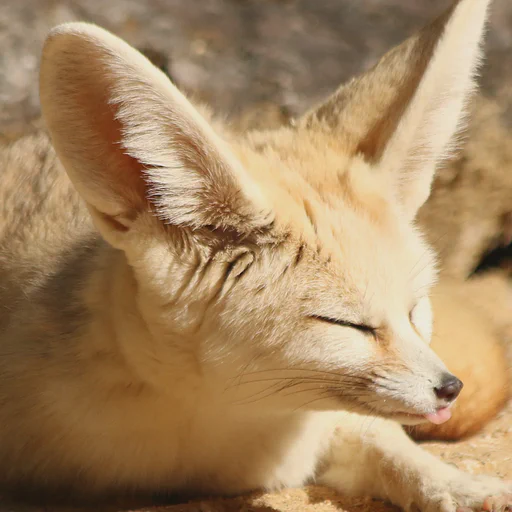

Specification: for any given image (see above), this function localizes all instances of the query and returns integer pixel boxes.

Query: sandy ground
[0,0,511,511]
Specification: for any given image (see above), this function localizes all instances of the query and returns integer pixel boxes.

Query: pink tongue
[425,407,452,425]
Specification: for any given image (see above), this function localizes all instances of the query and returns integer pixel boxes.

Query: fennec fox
[1,0,511,510]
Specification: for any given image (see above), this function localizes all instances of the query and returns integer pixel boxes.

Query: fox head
[39,0,490,425]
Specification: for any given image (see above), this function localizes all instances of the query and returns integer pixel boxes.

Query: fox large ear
[39,23,272,243]
[301,0,490,220]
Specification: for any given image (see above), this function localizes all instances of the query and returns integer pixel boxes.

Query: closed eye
[309,315,376,336]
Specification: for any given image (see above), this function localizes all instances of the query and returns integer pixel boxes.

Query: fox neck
[94,244,201,394]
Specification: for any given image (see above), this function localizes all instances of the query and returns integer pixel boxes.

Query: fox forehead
[235,127,392,227]
[231,127,437,313]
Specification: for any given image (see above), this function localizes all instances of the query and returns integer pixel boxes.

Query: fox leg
[317,414,512,512]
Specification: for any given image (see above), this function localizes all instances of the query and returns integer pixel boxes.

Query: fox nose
[434,374,463,402]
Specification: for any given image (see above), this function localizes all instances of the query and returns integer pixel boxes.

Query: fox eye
[409,297,433,342]
[409,304,422,330]
[310,315,376,336]
[409,302,421,327]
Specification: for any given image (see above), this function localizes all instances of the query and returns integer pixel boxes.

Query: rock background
[2,0,512,129]
[1,0,511,511]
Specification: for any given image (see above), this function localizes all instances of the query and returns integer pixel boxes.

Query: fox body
[0,0,511,510]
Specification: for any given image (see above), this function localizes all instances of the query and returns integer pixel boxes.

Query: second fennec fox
[0,0,511,510]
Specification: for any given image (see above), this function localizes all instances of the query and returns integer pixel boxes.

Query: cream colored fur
[1,0,511,510]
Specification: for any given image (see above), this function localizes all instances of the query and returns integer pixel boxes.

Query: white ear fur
[39,22,272,239]
[302,0,491,219]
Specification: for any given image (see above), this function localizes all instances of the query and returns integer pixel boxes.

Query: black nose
[434,374,463,402]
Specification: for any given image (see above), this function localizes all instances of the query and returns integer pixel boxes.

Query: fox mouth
[335,392,455,426]
[385,406,453,426]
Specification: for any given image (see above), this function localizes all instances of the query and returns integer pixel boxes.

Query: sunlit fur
[1,0,511,510]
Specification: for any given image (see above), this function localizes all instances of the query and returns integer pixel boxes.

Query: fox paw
[416,474,512,512]
[457,495,512,512]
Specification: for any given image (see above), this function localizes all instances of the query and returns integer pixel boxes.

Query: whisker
[230,379,297,406]
[292,391,335,412]
[229,367,360,381]
[226,376,341,390]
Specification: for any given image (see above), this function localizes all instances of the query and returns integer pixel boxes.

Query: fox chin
[0,0,511,510]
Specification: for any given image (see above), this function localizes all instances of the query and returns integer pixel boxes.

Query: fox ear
[301,0,490,219]
[39,23,272,242]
